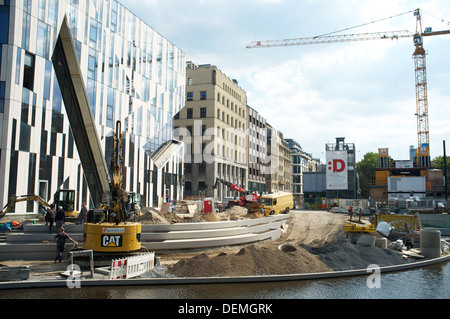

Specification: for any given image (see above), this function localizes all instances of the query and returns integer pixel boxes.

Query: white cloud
[121,0,450,162]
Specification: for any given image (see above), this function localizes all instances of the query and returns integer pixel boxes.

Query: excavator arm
[0,195,50,219]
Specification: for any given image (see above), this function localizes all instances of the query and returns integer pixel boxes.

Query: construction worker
[77,203,87,224]
[45,204,55,233]
[55,206,65,232]
[348,205,353,222]
[54,227,77,262]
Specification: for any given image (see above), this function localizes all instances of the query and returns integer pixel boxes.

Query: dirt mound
[138,207,204,224]
[167,245,332,277]
[302,241,406,271]
[166,210,409,277]
[227,205,248,215]
[137,207,170,224]
[137,204,263,224]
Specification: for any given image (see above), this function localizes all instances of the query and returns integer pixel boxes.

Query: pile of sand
[139,209,408,277]
[301,241,406,271]
[168,244,331,277]
[137,207,170,224]
[167,240,408,277]
[137,205,262,224]
[137,207,204,224]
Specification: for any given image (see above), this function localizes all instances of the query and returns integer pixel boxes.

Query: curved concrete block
[0,214,290,260]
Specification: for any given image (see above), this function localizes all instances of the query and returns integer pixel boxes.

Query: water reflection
[1,262,449,299]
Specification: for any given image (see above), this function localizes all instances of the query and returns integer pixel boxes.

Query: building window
[200,91,207,100]
[198,162,206,174]
[187,108,193,119]
[198,181,207,190]
[200,107,206,118]
[0,81,5,113]
[23,52,35,91]
[37,21,50,59]
[187,92,193,101]
[106,87,115,128]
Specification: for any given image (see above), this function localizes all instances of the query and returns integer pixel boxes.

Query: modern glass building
[285,138,321,204]
[0,0,186,214]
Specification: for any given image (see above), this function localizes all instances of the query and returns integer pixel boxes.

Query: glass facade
[0,0,186,213]
[286,138,320,203]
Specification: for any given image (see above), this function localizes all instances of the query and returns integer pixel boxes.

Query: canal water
[1,260,449,299]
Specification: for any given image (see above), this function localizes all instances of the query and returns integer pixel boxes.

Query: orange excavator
[211,178,264,213]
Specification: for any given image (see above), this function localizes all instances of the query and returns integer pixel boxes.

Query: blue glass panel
[52,74,61,113]
[0,81,5,99]
[36,20,49,58]
[87,77,96,116]
[0,81,5,113]
[15,47,21,84]
[43,60,52,100]
[0,7,9,44]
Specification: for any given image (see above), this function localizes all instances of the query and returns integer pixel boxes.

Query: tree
[356,152,379,198]
[432,156,450,170]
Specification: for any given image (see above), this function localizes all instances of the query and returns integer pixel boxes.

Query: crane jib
[246,31,416,48]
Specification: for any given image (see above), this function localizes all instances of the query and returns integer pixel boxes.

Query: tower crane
[247,8,450,167]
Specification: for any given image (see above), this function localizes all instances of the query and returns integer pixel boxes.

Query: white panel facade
[0,0,186,213]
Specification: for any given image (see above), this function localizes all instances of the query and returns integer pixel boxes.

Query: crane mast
[412,9,430,166]
[247,8,450,167]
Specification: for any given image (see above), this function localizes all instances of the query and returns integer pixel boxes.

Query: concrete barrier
[1,252,449,290]
[0,214,290,261]
[0,266,30,281]
[356,235,376,247]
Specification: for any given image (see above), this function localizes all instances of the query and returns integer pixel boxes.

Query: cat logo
[101,235,122,247]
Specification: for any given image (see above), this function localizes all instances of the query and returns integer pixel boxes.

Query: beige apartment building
[266,123,291,193]
[174,62,248,200]
[279,135,292,192]
[247,106,267,195]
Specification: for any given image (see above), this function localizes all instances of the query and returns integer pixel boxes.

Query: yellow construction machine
[343,212,423,239]
[0,195,50,219]
[54,189,77,220]
[82,121,142,253]
[0,189,77,220]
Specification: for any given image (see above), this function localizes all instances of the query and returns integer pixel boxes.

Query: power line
[315,9,415,37]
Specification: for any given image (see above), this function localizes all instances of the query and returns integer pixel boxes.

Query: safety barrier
[110,252,155,280]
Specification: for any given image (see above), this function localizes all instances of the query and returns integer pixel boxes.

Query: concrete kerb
[1,253,449,290]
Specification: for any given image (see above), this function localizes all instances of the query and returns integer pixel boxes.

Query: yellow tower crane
[246,8,450,167]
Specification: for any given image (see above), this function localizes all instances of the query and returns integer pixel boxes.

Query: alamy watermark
[366,264,381,289]
[66,264,81,288]
[174,120,279,175]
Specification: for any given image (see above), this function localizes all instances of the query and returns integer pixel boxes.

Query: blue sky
[121,0,450,163]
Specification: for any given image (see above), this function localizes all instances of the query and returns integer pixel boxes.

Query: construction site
[0,5,450,295]
[0,205,449,287]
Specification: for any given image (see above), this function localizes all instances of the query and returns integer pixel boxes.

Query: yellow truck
[261,192,294,216]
